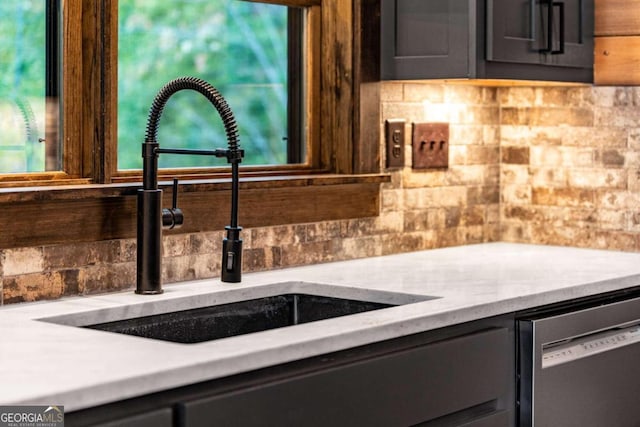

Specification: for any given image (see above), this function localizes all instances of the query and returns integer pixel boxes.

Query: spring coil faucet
[137,76,243,294]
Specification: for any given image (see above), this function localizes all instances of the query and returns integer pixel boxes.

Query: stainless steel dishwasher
[518,294,640,427]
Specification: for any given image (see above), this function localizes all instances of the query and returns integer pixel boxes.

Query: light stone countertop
[2,242,640,411]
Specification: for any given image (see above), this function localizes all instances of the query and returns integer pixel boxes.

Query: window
[0,0,375,186]
[117,0,305,170]
[0,0,61,174]
[0,0,384,250]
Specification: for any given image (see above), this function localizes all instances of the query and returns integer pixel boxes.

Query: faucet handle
[162,178,184,229]
[171,177,179,210]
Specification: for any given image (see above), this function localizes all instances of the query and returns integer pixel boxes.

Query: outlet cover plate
[385,119,405,168]
[412,122,449,169]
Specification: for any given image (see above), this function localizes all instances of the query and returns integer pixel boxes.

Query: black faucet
[136,76,243,294]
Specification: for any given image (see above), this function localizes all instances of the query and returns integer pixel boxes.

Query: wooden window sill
[0,173,390,249]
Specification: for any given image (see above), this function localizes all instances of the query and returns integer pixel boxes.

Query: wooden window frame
[0,0,85,186]
[0,0,386,249]
[110,0,322,182]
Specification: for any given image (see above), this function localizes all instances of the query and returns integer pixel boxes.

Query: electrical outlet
[385,119,405,168]
[412,122,449,169]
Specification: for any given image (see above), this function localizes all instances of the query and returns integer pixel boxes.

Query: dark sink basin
[84,293,394,344]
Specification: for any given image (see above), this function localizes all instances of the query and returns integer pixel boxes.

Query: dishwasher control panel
[542,325,640,368]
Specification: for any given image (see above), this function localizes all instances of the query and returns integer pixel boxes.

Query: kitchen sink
[40,281,436,344]
[85,293,393,344]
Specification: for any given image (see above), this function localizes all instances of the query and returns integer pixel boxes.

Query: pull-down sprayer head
[136,77,243,295]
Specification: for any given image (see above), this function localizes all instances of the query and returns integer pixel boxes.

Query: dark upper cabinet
[381,0,594,82]
[381,0,472,80]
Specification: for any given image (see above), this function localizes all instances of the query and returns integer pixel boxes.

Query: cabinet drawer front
[89,408,173,427]
[179,328,511,427]
[458,410,509,427]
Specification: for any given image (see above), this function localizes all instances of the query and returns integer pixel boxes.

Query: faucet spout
[136,76,243,295]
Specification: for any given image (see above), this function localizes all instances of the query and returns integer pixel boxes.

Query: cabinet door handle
[552,1,565,54]
[540,0,565,54]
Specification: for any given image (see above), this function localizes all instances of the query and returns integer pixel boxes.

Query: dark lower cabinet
[180,327,512,426]
[66,316,515,427]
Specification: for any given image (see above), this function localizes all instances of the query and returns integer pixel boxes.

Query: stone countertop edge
[2,242,640,411]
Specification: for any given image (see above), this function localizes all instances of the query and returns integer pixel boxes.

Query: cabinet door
[381,0,471,79]
[179,327,512,427]
[488,0,593,68]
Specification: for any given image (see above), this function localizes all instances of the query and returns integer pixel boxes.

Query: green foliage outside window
[0,1,47,173]
[118,0,290,170]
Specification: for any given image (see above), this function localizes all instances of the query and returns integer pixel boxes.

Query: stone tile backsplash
[499,86,640,252]
[2,84,639,304]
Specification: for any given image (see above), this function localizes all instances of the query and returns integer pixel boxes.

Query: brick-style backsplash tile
[498,87,536,106]
[594,231,640,252]
[163,234,193,258]
[380,82,404,102]
[446,165,490,186]
[501,165,529,185]
[629,130,640,150]
[43,241,122,270]
[629,170,640,192]
[629,212,640,232]
[3,84,639,305]
[502,85,640,251]
[501,107,594,127]
[530,168,568,188]
[403,210,430,233]
[567,169,627,189]
[466,185,499,205]
[444,85,487,104]
[3,271,64,304]
[381,188,404,212]
[189,232,219,255]
[501,146,530,164]
[529,146,563,167]
[120,239,137,261]
[597,209,627,231]
[336,236,383,261]
[60,269,83,296]
[402,169,448,188]
[250,225,305,248]
[3,248,44,276]
[403,83,443,102]
[394,231,432,254]
[597,190,633,210]
[242,248,269,272]
[595,107,640,128]
[601,149,626,167]
[462,206,486,227]
[502,184,532,205]
[279,240,336,267]
[531,187,596,208]
[81,262,136,295]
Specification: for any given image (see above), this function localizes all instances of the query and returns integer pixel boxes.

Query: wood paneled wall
[595,0,640,85]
